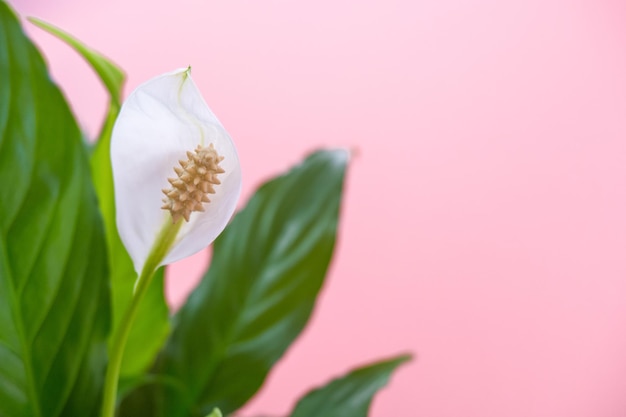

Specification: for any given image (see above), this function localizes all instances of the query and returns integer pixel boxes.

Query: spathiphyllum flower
[111,67,241,274]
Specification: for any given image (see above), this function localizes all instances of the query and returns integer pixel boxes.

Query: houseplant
[0,2,410,416]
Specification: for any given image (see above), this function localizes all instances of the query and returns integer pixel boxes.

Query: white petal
[111,68,241,274]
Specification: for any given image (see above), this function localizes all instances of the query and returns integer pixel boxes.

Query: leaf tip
[26,15,49,30]
[204,407,223,417]
[376,352,414,371]
[394,352,414,366]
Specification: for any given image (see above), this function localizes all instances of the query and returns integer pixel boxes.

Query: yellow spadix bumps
[161,144,225,223]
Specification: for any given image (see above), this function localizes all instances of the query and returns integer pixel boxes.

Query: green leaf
[204,408,222,417]
[29,16,171,382]
[27,16,125,107]
[289,355,412,417]
[0,2,110,416]
[119,150,349,417]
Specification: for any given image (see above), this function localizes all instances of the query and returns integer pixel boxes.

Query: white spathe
[111,67,241,274]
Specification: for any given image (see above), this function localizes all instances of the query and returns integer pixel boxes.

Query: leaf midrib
[37,185,89,388]
[0,12,42,413]
[191,174,336,413]
[168,206,273,416]
[0,234,42,417]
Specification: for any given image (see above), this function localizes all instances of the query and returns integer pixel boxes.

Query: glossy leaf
[0,2,110,416]
[29,16,171,381]
[120,149,349,417]
[290,354,412,417]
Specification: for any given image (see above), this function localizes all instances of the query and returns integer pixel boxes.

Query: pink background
[11,0,626,415]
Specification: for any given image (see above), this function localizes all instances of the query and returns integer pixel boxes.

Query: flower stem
[101,219,183,417]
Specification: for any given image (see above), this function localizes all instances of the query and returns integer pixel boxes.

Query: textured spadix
[111,68,241,274]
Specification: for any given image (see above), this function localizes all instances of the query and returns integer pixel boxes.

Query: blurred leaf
[27,16,124,107]
[119,149,349,417]
[29,15,171,382]
[289,354,412,417]
[205,408,223,417]
[0,2,110,416]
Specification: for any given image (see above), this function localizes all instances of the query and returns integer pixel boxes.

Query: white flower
[111,67,241,274]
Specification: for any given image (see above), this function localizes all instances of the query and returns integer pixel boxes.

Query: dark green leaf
[30,16,171,382]
[289,355,412,417]
[120,149,349,417]
[0,2,110,416]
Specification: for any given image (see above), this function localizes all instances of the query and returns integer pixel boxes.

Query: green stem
[101,219,183,417]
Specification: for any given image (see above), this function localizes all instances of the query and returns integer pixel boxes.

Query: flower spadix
[111,67,241,274]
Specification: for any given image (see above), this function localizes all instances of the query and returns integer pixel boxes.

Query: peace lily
[102,67,241,417]
[111,66,241,274]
